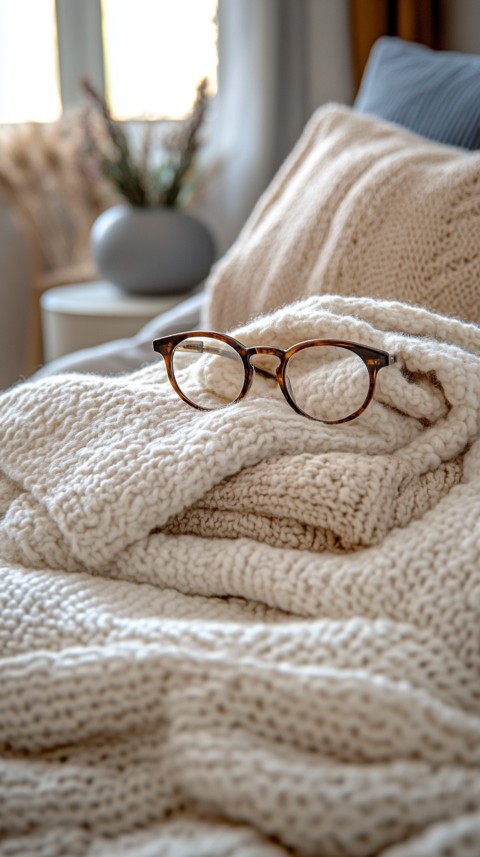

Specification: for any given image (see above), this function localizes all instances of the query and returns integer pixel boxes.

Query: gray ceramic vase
[90,204,215,295]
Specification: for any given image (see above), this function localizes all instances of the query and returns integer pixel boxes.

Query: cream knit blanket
[1,294,480,857]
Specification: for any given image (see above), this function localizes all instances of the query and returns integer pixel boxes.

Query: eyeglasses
[152,330,397,424]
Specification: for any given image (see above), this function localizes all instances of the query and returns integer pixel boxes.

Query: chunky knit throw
[1,292,480,857]
[206,104,480,332]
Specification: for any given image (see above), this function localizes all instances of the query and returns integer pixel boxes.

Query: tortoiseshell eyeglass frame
[152,330,397,424]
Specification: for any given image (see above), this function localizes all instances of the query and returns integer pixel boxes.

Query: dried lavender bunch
[80,78,210,208]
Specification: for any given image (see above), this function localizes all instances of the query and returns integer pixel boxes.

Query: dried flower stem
[80,77,210,208]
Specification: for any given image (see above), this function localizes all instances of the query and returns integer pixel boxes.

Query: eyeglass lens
[172,336,245,409]
[285,345,370,422]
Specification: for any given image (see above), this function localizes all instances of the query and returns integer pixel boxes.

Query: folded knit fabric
[163,452,463,551]
[1,295,480,857]
[0,295,478,573]
[205,104,480,331]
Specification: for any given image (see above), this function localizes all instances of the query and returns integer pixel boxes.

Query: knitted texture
[163,453,463,551]
[205,104,480,332]
[1,295,480,856]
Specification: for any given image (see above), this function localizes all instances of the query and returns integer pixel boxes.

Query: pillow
[205,104,480,332]
[354,36,480,150]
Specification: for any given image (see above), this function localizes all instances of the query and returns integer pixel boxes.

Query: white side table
[41,281,198,362]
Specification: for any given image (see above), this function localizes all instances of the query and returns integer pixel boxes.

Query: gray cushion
[354,36,480,150]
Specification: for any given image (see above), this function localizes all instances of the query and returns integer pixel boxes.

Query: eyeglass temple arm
[177,341,236,359]
[176,341,277,379]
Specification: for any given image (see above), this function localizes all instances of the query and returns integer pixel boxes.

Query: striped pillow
[354,37,480,150]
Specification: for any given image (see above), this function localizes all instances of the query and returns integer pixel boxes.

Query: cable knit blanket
[1,293,480,857]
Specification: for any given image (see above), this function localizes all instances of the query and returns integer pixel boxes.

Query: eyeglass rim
[152,330,396,424]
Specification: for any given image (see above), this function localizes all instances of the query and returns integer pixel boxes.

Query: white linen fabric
[1,294,480,857]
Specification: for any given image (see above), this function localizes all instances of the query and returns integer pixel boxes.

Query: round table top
[40,281,192,318]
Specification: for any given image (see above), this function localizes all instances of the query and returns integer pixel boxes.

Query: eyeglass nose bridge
[244,346,295,408]
[246,345,286,365]
[245,345,286,378]
[246,345,286,358]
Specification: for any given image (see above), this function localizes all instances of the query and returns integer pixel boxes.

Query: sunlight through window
[101,0,218,120]
[0,0,61,123]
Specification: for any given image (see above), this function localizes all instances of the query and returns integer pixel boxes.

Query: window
[0,0,218,124]
[0,0,61,123]
[102,0,218,119]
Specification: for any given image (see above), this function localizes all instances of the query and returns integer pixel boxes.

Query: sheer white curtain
[197,0,354,256]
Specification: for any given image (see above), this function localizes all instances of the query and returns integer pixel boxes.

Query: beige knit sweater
[1,294,480,857]
[206,105,480,332]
